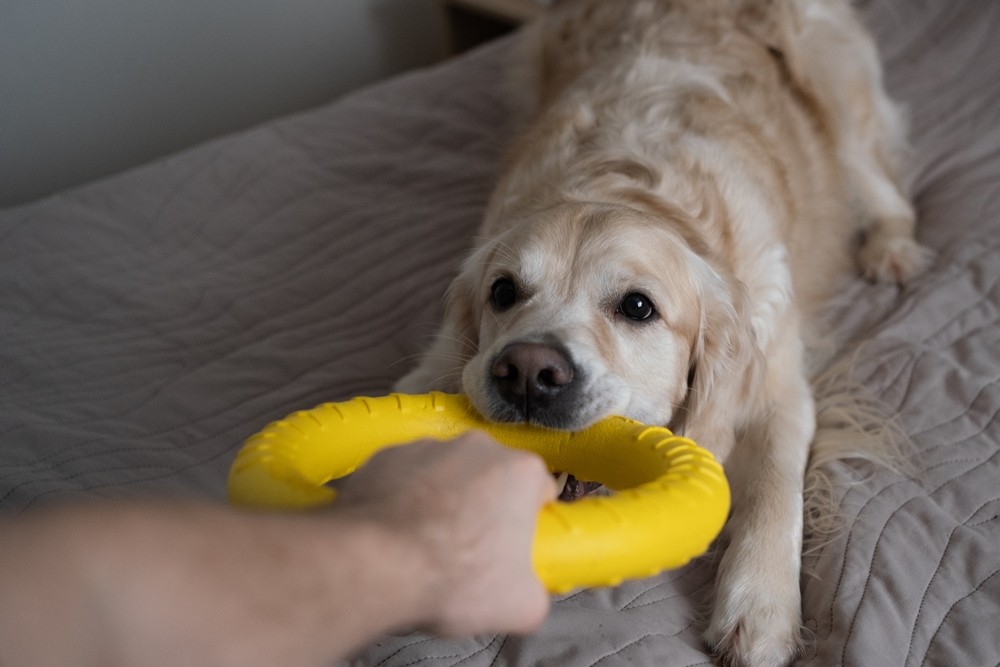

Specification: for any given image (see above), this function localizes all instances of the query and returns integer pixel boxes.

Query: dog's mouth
[554,471,603,501]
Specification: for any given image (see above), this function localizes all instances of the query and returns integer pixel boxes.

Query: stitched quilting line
[623,578,715,613]
[0,177,480,467]
[838,458,994,657]
[380,651,466,667]
[851,258,996,364]
[5,430,259,516]
[822,389,1000,643]
[0,199,343,369]
[555,588,593,604]
[0,356,363,480]
[372,637,438,667]
[487,636,508,667]
[0,369,409,511]
[911,376,1000,446]
[969,510,1000,528]
[919,567,1000,667]
[879,345,1000,448]
[839,445,1000,665]
[823,471,918,642]
[0,222,434,400]
[904,502,1000,663]
[820,455,974,647]
[0,349,352,474]
[847,242,1000,394]
[0,371,383,508]
[448,634,501,667]
[916,246,1000,343]
[587,625,699,667]
[833,479,923,666]
[393,651,467,667]
[0,302,448,491]
[620,561,711,610]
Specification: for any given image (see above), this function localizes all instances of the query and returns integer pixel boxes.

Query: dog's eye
[619,292,656,321]
[490,278,518,310]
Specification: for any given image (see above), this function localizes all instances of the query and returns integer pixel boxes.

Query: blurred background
[0,0,540,207]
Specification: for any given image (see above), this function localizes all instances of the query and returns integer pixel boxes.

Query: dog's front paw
[858,231,934,284]
[704,596,801,667]
[703,546,803,667]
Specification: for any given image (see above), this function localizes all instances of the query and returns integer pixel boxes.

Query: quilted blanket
[0,0,997,664]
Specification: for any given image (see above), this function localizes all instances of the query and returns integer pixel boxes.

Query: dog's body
[397,0,929,664]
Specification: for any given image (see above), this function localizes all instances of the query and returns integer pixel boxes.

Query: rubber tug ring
[227,392,730,593]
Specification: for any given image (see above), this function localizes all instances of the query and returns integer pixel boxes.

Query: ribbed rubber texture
[228,392,730,592]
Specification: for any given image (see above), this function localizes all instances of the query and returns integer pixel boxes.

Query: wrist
[313,507,444,638]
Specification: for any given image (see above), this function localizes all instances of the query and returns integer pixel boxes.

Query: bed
[1,0,997,664]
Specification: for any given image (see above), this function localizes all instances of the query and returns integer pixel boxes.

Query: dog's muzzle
[489,341,583,428]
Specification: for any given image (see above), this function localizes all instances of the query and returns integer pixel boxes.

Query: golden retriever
[396,0,930,664]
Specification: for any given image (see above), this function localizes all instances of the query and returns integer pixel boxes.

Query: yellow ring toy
[227,392,730,593]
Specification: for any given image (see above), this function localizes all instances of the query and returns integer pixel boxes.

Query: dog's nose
[491,342,575,408]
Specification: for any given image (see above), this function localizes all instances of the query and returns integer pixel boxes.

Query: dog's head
[422,201,759,434]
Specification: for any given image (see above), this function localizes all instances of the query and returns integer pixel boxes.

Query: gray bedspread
[1,0,997,664]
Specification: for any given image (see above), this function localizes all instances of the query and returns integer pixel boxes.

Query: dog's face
[441,202,747,431]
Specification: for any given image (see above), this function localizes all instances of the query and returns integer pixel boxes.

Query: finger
[492,577,551,636]
[514,450,559,505]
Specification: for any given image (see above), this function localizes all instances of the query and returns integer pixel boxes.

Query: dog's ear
[672,269,763,461]
[393,261,481,394]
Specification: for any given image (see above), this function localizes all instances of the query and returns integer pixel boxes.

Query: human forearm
[0,435,555,666]
[0,503,435,667]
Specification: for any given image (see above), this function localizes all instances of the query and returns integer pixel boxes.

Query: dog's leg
[780,0,932,283]
[704,337,813,667]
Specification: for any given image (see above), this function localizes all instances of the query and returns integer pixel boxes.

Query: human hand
[335,431,558,637]
[0,433,556,667]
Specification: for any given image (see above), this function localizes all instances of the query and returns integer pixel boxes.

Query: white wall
[0,0,447,206]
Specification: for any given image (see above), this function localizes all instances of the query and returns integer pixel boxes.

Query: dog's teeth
[555,471,569,495]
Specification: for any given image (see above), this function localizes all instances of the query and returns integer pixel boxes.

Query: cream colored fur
[396,1,930,664]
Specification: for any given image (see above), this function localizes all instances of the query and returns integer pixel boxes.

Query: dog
[396,0,930,664]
